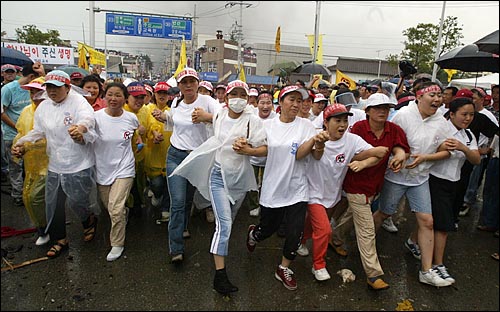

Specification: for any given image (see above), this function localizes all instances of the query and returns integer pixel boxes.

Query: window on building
[208,62,217,72]
[210,47,217,53]
[246,67,251,76]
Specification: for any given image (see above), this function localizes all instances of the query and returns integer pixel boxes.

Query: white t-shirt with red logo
[94,109,139,185]
[307,132,372,208]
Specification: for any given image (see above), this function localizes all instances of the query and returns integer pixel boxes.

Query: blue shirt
[1,81,31,140]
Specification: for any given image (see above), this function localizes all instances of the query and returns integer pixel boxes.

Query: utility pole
[225,1,252,75]
[432,1,447,82]
[89,1,95,47]
[192,4,197,69]
[376,50,382,79]
[313,1,321,64]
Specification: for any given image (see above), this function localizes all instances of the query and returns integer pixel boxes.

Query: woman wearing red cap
[172,80,266,295]
[245,85,322,291]
[14,77,50,246]
[299,103,389,284]
[153,68,220,264]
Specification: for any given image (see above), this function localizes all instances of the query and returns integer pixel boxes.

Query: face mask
[228,98,247,113]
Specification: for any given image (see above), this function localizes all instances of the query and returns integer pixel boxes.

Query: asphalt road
[1,179,498,311]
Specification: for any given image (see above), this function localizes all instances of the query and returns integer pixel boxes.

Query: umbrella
[267,60,301,74]
[1,47,33,67]
[56,65,90,77]
[435,44,499,73]
[474,30,499,54]
[293,62,332,76]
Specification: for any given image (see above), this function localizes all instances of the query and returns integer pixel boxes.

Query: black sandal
[83,214,98,242]
[47,240,69,259]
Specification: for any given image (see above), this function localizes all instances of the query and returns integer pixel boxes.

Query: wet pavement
[1,179,499,311]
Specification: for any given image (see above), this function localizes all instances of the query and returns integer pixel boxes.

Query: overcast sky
[2,1,499,66]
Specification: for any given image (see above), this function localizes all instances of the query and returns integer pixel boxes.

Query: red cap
[176,67,199,83]
[199,81,214,93]
[456,89,473,99]
[323,104,353,122]
[154,82,170,92]
[226,80,249,95]
[278,85,308,101]
[127,82,147,97]
[70,72,84,79]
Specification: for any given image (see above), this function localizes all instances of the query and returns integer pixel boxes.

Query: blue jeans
[166,145,195,256]
[378,179,432,215]
[4,140,23,200]
[481,158,498,229]
[209,164,243,256]
[1,127,8,173]
[149,175,170,214]
[464,159,485,205]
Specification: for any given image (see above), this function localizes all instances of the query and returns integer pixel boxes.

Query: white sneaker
[296,244,309,256]
[106,246,124,262]
[183,229,191,238]
[382,217,398,233]
[249,207,260,217]
[432,264,456,284]
[419,269,452,287]
[312,267,331,281]
[147,189,154,198]
[35,234,50,246]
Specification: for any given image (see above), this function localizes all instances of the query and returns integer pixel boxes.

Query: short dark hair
[104,82,128,98]
[444,86,459,96]
[449,97,474,113]
[21,62,37,78]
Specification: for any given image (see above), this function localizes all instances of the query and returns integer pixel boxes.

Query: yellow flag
[174,39,187,78]
[312,74,323,89]
[335,70,357,90]
[444,69,458,82]
[306,34,323,64]
[89,49,105,66]
[239,64,246,82]
[275,26,281,53]
[78,42,105,68]
[77,42,89,71]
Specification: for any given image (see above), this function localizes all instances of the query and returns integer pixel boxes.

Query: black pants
[253,201,307,261]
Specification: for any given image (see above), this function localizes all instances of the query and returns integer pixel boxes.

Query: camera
[399,60,417,79]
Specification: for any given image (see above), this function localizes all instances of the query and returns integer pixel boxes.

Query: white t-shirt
[250,110,277,167]
[169,94,220,151]
[431,119,477,182]
[94,109,139,185]
[307,132,373,208]
[259,117,316,208]
[385,101,451,186]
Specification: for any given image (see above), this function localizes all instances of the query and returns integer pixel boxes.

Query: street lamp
[376,50,383,79]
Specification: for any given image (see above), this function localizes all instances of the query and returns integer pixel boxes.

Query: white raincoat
[170,106,266,204]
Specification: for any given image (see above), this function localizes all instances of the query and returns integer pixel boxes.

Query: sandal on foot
[329,242,348,257]
[83,215,98,242]
[47,241,69,259]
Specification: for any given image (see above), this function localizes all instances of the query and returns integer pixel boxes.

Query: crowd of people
[1,61,499,295]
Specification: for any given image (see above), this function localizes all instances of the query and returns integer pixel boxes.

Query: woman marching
[171,80,267,295]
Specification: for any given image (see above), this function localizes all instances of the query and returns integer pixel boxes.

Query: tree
[398,16,463,75]
[15,25,67,46]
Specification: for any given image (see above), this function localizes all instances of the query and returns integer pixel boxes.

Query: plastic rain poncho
[13,103,48,229]
[170,106,267,204]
